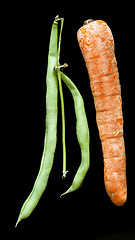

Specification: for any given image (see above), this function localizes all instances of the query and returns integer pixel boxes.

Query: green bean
[16,17,59,227]
[60,72,90,197]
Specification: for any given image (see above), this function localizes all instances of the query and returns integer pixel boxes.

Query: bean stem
[56,18,67,179]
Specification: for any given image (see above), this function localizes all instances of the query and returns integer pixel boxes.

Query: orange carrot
[77,19,127,206]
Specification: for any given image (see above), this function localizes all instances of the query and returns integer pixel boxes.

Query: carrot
[77,19,127,206]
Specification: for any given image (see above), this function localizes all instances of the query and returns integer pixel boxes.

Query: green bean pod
[16,20,58,226]
[60,72,90,196]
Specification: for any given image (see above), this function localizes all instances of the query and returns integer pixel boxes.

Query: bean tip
[15,217,21,228]
[54,15,64,24]
[60,188,70,198]
[60,192,65,198]
[62,170,69,179]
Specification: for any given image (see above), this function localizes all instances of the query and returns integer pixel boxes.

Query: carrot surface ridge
[77,20,127,206]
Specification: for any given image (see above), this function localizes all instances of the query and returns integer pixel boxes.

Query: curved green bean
[16,19,58,227]
[60,72,90,197]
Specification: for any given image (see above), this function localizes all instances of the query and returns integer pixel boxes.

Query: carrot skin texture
[77,20,127,206]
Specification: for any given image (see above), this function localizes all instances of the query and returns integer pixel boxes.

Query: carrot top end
[83,19,95,25]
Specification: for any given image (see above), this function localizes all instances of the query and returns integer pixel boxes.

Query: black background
[3,1,132,239]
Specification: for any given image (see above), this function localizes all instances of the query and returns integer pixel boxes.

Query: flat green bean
[16,18,59,227]
[60,72,90,196]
